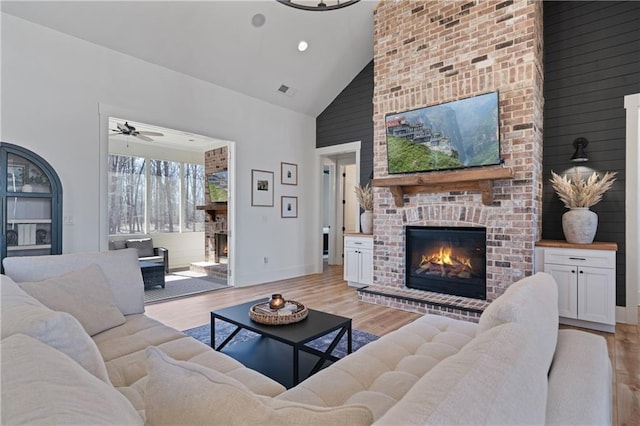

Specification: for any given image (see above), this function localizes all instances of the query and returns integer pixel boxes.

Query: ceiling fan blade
[109,132,123,137]
[137,131,164,137]
[136,134,154,142]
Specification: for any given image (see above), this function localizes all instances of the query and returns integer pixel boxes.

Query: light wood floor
[145,264,639,426]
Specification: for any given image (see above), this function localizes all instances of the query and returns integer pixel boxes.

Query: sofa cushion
[546,329,612,425]
[126,238,155,257]
[144,347,373,426]
[93,314,285,403]
[276,313,476,420]
[0,334,142,425]
[375,323,548,425]
[477,272,558,373]
[0,275,110,383]
[18,264,126,336]
[2,248,145,315]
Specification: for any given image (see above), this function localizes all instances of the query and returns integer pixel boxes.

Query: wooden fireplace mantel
[196,202,227,221]
[372,166,514,207]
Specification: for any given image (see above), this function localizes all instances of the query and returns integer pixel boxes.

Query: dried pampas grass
[354,184,373,211]
[550,169,617,208]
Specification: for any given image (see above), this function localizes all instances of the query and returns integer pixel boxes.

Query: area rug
[144,274,228,304]
[183,321,379,359]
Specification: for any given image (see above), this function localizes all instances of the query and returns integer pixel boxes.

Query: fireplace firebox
[214,233,228,263]
[405,226,486,300]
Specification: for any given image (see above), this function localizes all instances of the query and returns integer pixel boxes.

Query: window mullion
[145,157,150,234]
[180,162,185,233]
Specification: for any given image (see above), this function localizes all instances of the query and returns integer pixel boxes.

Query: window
[148,160,180,233]
[108,155,145,235]
[108,154,204,235]
[184,163,206,232]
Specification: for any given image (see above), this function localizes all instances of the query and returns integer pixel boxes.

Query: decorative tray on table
[249,300,308,325]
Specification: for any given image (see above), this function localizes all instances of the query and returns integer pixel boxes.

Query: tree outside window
[108,155,145,235]
[108,155,204,235]
[184,163,205,232]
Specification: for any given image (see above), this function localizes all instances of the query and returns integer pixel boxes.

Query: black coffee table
[211,299,352,388]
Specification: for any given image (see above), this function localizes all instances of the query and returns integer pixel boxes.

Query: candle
[269,294,285,310]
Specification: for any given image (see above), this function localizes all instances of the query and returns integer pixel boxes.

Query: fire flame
[419,246,472,269]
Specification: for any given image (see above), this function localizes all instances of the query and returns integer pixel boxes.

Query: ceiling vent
[277,84,297,97]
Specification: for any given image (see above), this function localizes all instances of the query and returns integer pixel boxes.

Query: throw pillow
[112,239,127,250]
[1,303,111,383]
[19,264,126,336]
[1,334,142,425]
[144,347,374,426]
[126,238,155,258]
[1,276,110,383]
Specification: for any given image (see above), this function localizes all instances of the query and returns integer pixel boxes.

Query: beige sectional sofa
[1,249,612,425]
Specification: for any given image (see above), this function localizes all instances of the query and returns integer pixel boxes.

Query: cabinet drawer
[344,236,373,250]
[543,248,615,269]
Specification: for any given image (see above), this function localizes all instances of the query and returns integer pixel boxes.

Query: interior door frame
[97,103,236,285]
[315,142,361,270]
[623,93,639,324]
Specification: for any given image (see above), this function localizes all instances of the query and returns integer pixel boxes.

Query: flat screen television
[385,91,501,174]
[207,170,228,202]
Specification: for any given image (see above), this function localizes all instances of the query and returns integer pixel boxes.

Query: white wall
[1,14,321,286]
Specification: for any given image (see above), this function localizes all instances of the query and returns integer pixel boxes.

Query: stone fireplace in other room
[406,226,486,300]
[215,232,228,262]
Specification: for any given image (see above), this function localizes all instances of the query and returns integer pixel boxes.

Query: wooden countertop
[536,239,617,251]
[344,233,373,238]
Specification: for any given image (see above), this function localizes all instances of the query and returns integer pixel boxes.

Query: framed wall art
[281,162,298,186]
[251,169,274,207]
[281,196,298,218]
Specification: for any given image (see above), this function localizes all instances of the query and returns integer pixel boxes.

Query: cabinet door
[544,263,578,319]
[577,266,616,325]
[1,143,62,271]
[358,249,373,285]
[343,247,360,283]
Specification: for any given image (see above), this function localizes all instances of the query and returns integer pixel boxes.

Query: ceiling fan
[110,122,164,142]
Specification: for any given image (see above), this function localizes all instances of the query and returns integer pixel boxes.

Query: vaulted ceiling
[1,0,377,117]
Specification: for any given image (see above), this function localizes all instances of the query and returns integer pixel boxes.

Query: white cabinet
[536,242,616,333]
[344,235,373,288]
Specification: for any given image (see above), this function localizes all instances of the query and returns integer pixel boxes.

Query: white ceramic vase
[562,207,598,244]
[360,210,373,234]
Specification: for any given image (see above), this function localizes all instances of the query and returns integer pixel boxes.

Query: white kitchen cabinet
[344,234,373,288]
[535,241,617,333]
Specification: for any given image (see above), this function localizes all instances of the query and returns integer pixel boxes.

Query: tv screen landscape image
[385,91,501,174]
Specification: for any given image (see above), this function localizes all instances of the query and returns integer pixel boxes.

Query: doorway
[99,111,235,285]
[316,142,361,269]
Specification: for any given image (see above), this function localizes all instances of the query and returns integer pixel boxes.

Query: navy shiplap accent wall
[316,61,374,185]
[543,1,640,306]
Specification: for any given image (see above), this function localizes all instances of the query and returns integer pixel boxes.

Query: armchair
[109,237,169,273]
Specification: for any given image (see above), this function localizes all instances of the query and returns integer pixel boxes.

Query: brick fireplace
[204,147,228,264]
[359,0,544,321]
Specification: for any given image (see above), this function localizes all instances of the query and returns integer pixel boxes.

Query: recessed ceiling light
[298,40,309,52]
[251,13,266,28]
